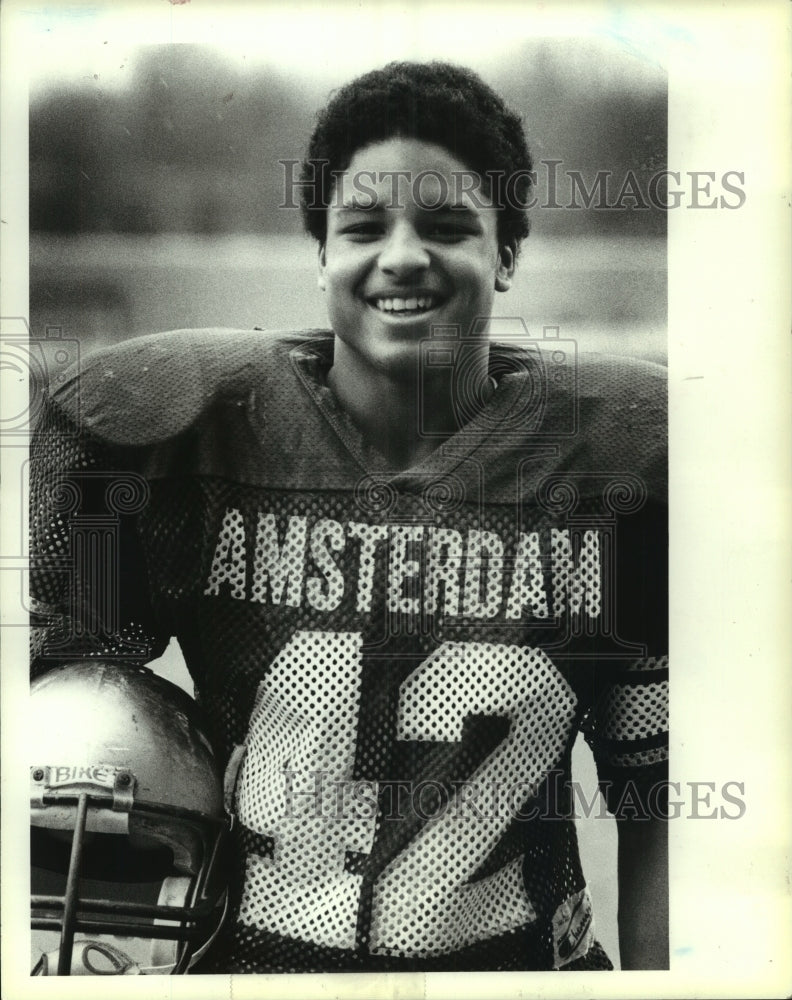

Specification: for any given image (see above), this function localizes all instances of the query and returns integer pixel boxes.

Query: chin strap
[32,940,141,976]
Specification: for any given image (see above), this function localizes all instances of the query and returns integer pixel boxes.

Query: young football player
[30,61,668,974]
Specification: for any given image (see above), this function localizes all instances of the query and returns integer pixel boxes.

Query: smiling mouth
[369,294,443,316]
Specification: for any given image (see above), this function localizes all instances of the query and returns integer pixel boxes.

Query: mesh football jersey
[30,328,668,973]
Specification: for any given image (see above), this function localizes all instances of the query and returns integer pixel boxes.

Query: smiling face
[318,138,514,382]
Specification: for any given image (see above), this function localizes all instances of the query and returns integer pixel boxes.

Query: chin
[367,341,424,380]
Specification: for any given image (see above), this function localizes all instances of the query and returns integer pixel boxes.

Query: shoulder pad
[49,328,331,446]
[575,352,666,407]
[572,352,667,499]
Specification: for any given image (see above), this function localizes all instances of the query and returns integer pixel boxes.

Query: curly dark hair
[300,61,532,254]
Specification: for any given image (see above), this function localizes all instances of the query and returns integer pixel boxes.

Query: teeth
[374,295,437,313]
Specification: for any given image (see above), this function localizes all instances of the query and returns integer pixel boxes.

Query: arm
[581,650,669,971]
[617,814,669,969]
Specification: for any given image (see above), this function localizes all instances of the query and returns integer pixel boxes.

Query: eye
[426,220,476,241]
[337,221,384,241]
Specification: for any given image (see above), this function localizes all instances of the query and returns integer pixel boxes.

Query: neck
[328,340,494,470]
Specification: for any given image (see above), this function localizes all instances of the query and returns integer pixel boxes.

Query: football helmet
[30,662,228,975]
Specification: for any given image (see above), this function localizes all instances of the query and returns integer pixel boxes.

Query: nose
[377,220,430,277]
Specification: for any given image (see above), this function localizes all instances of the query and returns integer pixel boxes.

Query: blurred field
[31,232,665,370]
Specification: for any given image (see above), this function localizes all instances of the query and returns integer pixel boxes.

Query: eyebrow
[333,200,481,213]
[438,203,479,213]
[335,200,381,212]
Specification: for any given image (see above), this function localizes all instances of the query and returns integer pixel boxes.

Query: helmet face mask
[30,663,229,976]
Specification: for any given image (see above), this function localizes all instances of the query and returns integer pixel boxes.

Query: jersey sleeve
[582,653,668,818]
[30,391,170,678]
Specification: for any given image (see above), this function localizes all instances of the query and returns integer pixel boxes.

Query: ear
[317,243,327,291]
[495,243,515,293]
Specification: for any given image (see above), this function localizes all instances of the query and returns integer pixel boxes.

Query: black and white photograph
[1,3,789,999]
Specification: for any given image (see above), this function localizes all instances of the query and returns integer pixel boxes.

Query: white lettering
[506,532,549,619]
[425,528,463,617]
[387,526,425,614]
[306,519,346,611]
[551,529,601,617]
[203,507,247,599]
[462,530,503,618]
[348,522,389,613]
[252,513,308,607]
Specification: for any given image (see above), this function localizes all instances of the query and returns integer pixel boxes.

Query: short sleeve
[30,392,170,678]
[582,654,668,818]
